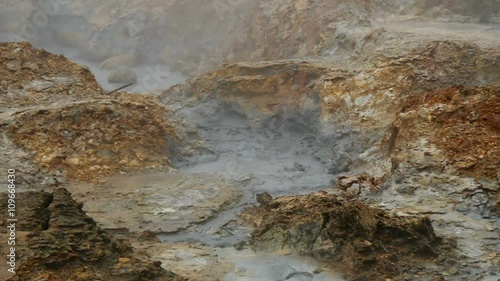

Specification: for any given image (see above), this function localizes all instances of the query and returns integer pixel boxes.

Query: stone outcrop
[0,42,104,108]
[392,85,500,179]
[1,42,201,182]
[244,192,456,281]
[0,188,183,281]
[160,40,499,176]
[160,61,328,128]
[389,85,500,215]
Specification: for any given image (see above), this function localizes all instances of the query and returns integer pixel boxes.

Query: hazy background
[0,0,498,91]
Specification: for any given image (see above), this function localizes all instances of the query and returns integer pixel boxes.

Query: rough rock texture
[160,61,328,126]
[0,42,104,108]
[392,85,499,179]
[245,192,455,281]
[165,40,500,120]
[3,93,198,182]
[0,42,201,182]
[0,41,107,188]
[319,41,500,131]
[161,40,500,176]
[67,172,241,233]
[388,85,500,216]
[0,188,183,281]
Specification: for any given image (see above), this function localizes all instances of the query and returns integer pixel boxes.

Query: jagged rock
[246,192,454,281]
[0,188,182,281]
[159,61,328,128]
[0,42,104,109]
[4,94,198,181]
[256,192,273,206]
[391,86,500,179]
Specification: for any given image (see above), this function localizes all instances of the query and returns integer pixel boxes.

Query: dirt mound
[0,43,200,182]
[246,192,456,281]
[4,93,198,181]
[0,42,104,108]
[0,188,183,281]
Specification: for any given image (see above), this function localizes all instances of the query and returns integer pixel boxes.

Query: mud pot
[1,1,499,280]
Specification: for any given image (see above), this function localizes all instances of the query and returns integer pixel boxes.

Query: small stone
[108,66,137,84]
[449,267,458,275]
[256,192,273,205]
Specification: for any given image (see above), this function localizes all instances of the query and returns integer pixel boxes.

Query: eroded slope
[0,42,200,183]
[0,188,183,281]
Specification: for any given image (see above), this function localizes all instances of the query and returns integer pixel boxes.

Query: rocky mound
[160,61,328,126]
[0,42,104,108]
[245,192,456,281]
[0,188,183,281]
[0,42,200,182]
[318,41,500,132]
[4,93,198,182]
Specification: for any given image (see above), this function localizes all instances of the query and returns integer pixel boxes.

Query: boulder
[107,65,137,84]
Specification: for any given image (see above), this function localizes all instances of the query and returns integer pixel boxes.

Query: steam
[0,0,498,91]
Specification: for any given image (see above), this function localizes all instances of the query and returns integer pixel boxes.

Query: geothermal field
[0,1,499,280]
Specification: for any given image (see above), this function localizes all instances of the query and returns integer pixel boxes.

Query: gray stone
[107,66,137,84]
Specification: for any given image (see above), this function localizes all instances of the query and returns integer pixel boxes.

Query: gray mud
[159,101,334,246]
[218,248,345,281]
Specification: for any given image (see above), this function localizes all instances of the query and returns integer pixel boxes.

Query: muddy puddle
[218,248,345,281]
[158,99,331,234]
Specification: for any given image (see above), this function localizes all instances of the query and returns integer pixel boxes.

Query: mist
[1,1,499,280]
[0,0,256,91]
[1,0,498,92]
